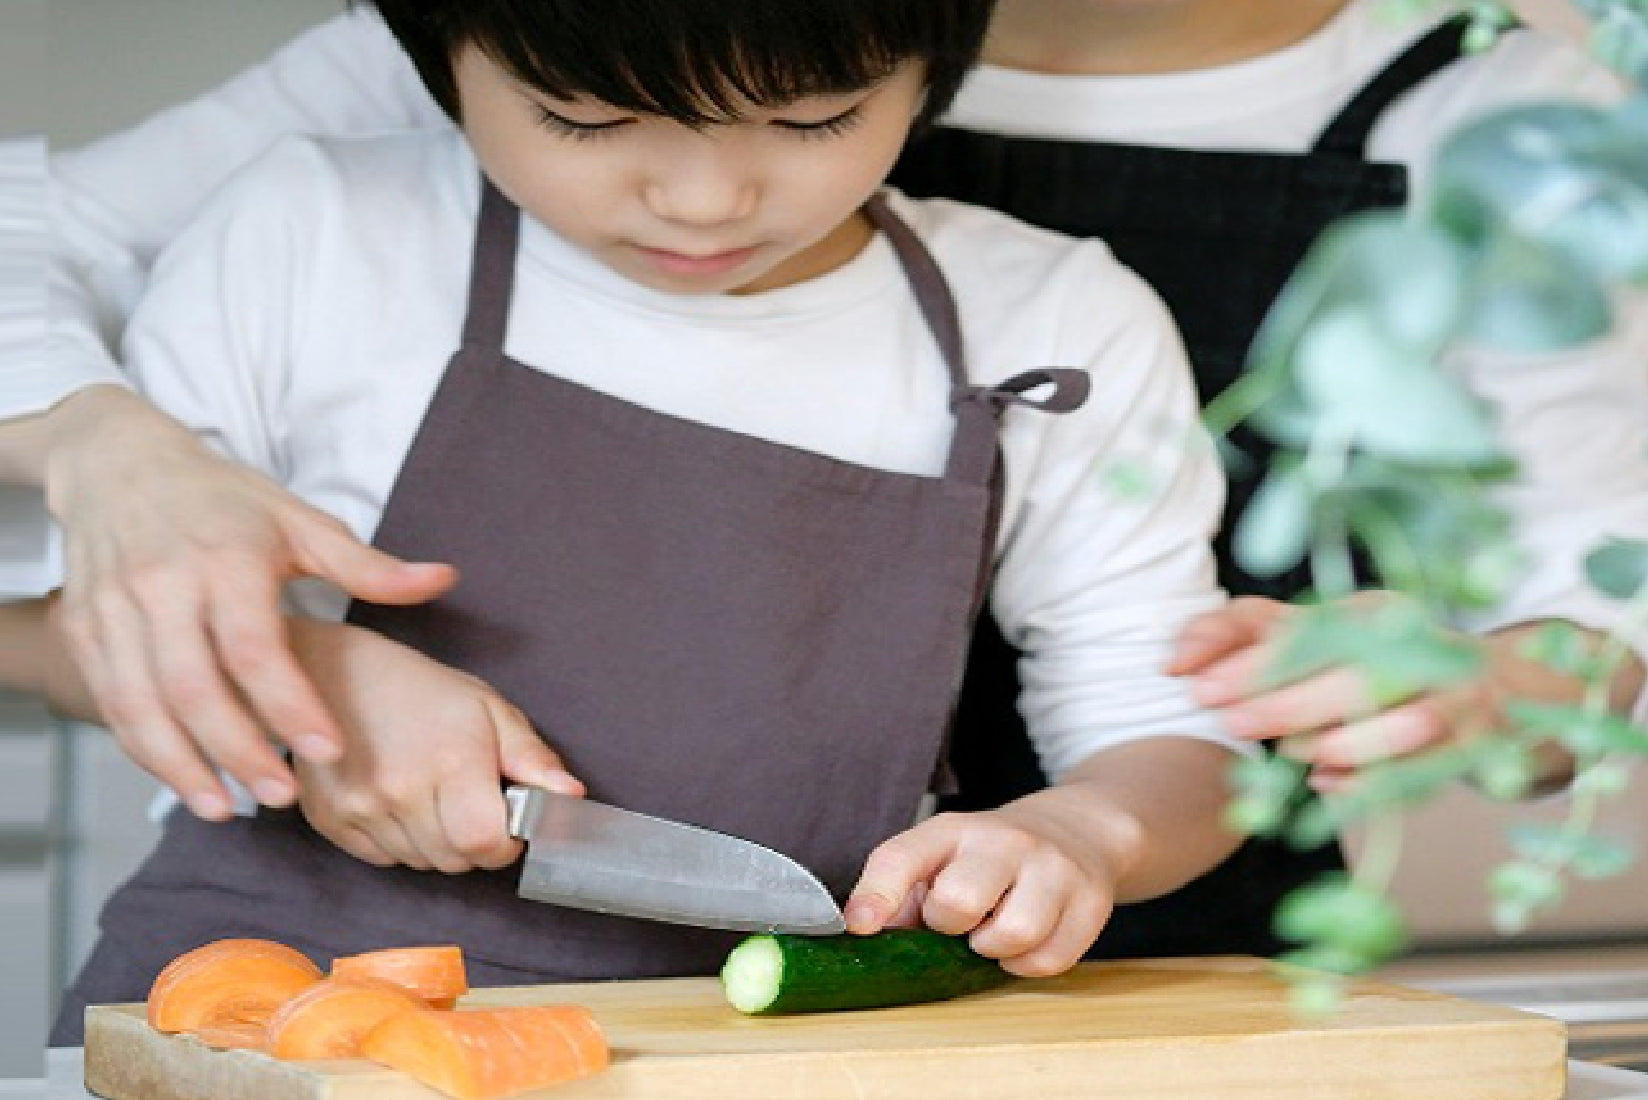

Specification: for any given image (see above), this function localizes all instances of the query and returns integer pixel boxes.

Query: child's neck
[982,0,1353,76]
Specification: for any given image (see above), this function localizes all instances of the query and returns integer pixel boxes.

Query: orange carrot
[331,945,468,1009]
[266,976,427,1060]
[189,1022,271,1052]
[360,1005,609,1100]
[147,938,322,1034]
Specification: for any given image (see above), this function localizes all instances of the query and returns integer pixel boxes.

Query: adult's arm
[34,5,443,426]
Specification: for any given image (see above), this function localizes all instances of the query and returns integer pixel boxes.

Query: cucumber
[720,929,1010,1015]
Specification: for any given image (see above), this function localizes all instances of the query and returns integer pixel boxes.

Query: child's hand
[42,387,456,820]
[842,799,1119,978]
[287,618,584,873]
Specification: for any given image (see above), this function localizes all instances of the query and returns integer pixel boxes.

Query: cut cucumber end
[721,935,784,1014]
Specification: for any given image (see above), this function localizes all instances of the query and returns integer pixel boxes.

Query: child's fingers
[435,761,523,872]
[964,848,1077,960]
[996,886,1112,979]
[919,839,1021,937]
[494,701,584,796]
[844,823,959,935]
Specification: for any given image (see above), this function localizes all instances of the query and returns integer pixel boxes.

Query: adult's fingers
[205,565,342,765]
[289,509,456,607]
[142,584,296,807]
[1309,696,1459,770]
[61,586,235,820]
[1213,664,1380,741]
[1165,597,1289,677]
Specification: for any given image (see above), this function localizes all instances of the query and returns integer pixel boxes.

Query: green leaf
[1461,231,1615,352]
[1293,309,1504,465]
[1571,761,1632,797]
[1472,739,1537,801]
[1490,860,1566,913]
[1504,701,1648,755]
[1585,537,1648,599]
[1506,824,1635,879]
[1274,876,1408,959]
[1235,464,1313,577]
[1518,621,1603,678]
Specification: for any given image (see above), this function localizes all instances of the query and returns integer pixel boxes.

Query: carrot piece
[331,945,468,1008]
[266,976,427,1060]
[360,1005,609,1100]
[190,1022,271,1051]
[147,938,322,1034]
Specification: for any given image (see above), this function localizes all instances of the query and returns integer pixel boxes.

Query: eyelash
[773,106,865,141]
[534,106,631,141]
[533,104,867,142]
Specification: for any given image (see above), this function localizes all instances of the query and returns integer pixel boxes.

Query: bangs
[477,4,910,124]
[375,0,993,128]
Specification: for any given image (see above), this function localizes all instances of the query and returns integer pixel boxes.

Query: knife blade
[505,786,847,936]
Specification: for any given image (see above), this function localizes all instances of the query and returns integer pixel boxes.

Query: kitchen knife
[505,786,847,935]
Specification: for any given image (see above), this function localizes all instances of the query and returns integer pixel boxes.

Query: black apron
[51,188,1087,1044]
[890,15,1468,957]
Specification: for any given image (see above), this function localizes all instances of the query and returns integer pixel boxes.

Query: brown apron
[52,184,1088,1043]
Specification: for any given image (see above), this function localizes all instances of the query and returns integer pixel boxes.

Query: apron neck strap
[463,179,524,351]
[863,193,971,394]
[1311,13,1472,160]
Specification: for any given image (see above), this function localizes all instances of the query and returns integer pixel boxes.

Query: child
[42,0,1246,1044]
[17,0,1648,971]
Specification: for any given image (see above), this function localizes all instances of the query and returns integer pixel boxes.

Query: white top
[115,129,1236,782]
[18,0,1648,670]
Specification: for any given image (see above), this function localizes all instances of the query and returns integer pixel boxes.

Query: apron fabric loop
[1310,14,1474,159]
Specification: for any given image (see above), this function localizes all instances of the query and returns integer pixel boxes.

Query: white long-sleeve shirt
[19,0,1648,662]
[117,129,1237,781]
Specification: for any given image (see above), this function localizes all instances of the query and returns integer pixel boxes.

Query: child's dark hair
[367,0,996,130]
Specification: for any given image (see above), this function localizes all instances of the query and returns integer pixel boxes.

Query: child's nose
[642,153,758,226]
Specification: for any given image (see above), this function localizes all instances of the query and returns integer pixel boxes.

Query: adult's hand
[40,387,456,820]
[287,618,584,873]
[1168,594,1605,793]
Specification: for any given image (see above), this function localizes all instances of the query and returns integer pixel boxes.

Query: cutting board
[83,955,1566,1100]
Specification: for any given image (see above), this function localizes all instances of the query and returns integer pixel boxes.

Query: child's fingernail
[843,900,881,934]
[252,778,294,806]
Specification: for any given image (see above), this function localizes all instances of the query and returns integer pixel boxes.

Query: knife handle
[505,785,544,839]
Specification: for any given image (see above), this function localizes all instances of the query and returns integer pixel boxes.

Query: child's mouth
[634,245,759,277]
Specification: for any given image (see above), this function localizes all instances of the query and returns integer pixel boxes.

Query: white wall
[47,0,340,148]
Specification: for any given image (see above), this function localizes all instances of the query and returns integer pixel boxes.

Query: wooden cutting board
[83,955,1566,1100]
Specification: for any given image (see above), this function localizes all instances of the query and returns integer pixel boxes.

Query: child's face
[454,45,926,295]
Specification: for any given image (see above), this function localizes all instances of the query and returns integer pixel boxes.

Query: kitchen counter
[11,1048,1648,1100]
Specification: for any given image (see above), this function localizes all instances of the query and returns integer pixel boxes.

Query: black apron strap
[1311,14,1471,159]
[461,180,522,351]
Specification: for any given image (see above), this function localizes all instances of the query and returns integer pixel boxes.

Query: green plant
[1224,0,1648,1013]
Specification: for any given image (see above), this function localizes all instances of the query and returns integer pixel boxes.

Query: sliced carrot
[360,1005,609,1100]
[147,938,322,1034]
[266,976,427,1060]
[189,1022,270,1052]
[331,945,468,1008]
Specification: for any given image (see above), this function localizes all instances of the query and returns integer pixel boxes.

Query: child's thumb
[494,706,585,797]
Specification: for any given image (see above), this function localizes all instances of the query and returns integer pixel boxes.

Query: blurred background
[3,0,1643,1079]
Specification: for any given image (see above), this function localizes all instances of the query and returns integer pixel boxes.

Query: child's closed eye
[534,106,635,141]
[770,105,865,141]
